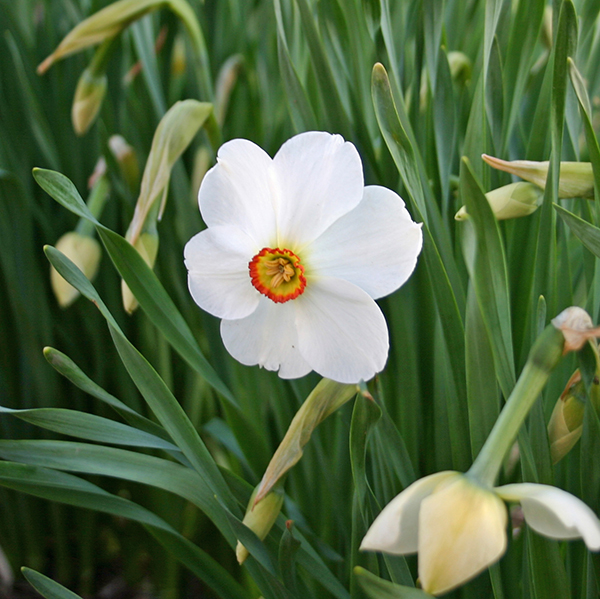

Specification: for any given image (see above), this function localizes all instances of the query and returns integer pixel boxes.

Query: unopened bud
[448,51,472,85]
[483,154,594,199]
[170,32,187,77]
[109,135,139,193]
[235,486,284,565]
[51,232,102,307]
[548,370,586,464]
[122,230,159,314]
[72,67,107,135]
[455,182,543,220]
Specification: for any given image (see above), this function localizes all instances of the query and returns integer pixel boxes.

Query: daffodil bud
[37,0,163,74]
[108,135,139,194]
[51,232,102,308]
[215,54,244,126]
[455,182,543,221]
[72,67,107,135]
[447,51,472,85]
[121,230,159,314]
[254,379,357,504]
[483,154,594,199]
[548,370,586,464]
[126,100,213,248]
[235,486,284,565]
[170,32,187,77]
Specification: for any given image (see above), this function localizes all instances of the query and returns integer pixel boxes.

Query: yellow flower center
[249,248,307,303]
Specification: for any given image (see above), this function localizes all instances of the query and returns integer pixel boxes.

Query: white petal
[306,186,423,299]
[360,471,457,555]
[184,225,259,320]
[419,476,508,595]
[295,277,388,383]
[220,298,312,379]
[496,483,600,550]
[273,132,364,248]
[199,139,277,245]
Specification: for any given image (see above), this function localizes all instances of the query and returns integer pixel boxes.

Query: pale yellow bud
[548,370,586,464]
[447,51,472,85]
[51,232,102,308]
[121,231,159,314]
[37,0,161,74]
[108,135,140,193]
[72,67,107,135]
[455,182,543,221]
[235,487,284,565]
[483,154,594,199]
[170,33,187,76]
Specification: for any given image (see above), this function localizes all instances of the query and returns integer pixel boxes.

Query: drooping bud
[51,232,102,308]
[455,182,543,220]
[482,154,594,199]
[235,486,284,565]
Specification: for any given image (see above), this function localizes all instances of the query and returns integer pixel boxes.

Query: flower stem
[468,325,564,486]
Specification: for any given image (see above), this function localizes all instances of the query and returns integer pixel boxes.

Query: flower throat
[249,247,307,303]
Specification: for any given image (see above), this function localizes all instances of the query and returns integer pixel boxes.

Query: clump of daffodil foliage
[3,1,600,599]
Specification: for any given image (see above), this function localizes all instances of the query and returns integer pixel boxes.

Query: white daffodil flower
[184,132,423,383]
[361,472,600,596]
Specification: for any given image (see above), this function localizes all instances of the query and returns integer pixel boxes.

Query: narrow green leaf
[43,347,173,443]
[96,226,236,405]
[354,567,433,598]
[293,0,350,133]
[371,63,466,406]
[349,392,381,523]
[107,321,239,512]
[274,0,317,131]
[465,284,500,457]
[568,58,600,201]
[22,567,82,599]
[279,521,302,597]
[33,168,99,224]
[0,440,233,541]
[0,406,179,451]
[2,464,249,599]
[460,157,515,398]
[556,204,600,258]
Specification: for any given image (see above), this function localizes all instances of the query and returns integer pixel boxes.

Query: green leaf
[460,157,515,398]
[96,226,235,404]
[43,347,174,444]
[0,406,179,451]
[568,58,600,201]
[354,567,433,598]
[32,168,99,224]
[2,465,248,599]
[371,63,466,407]
[22,567,82,599]
[278,521,302,597]
[0,440,234,541]
[555,204,600,258]
[350,390,381,522]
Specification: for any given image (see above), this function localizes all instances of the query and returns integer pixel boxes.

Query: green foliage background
[2,0,600,598]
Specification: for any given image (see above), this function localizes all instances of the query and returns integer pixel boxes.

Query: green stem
[76,176,110,237]
[468,325,564,486]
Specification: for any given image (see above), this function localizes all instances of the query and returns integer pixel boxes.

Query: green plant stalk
[468,325,565,486]
[76,177,110,237]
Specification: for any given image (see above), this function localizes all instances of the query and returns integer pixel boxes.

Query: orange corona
[249,247,307,303]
